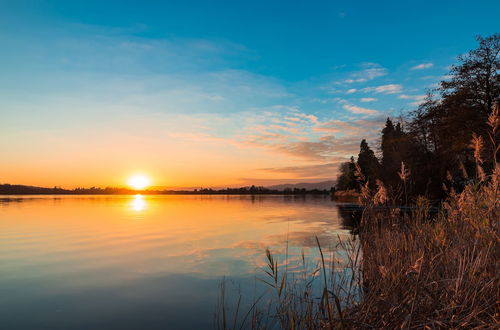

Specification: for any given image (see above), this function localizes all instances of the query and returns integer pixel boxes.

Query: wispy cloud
[1,21,430,185]
[411,63,433,70]
[399,94,425,100]
[314,118,385,135]
[399,94,426,105]
[273,135,359,161]
[258,163,342,177]
[360,84,403,94]
[344,66,387,84]
[233,106,385,165]
[293,112,319,124]
[342,104,380,115]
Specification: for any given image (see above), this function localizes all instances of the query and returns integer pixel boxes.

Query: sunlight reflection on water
[0,195,356,329]
[130,194,146,212]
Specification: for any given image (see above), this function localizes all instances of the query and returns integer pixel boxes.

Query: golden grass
[354,175,499,328]
[349,106,499,328]
[217,107,500,329]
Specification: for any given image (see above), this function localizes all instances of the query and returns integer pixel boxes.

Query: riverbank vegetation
[218,160,498,329]
[337,34,499,202]
[337,34,500,327]
[217,34,499,329]
[349,117,499,327]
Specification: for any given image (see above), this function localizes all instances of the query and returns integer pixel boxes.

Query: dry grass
[349,106,499,328]
[217,107,500,329]
[217,175,499,329]
[353,174,499,328]
[216,235,364,330]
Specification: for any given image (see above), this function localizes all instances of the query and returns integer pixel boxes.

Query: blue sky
[1,0,499,187]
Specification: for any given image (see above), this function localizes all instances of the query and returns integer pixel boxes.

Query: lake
[0,195,356,329]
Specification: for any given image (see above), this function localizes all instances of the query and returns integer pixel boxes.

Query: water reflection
[130,194,146,212]
[336,203,363,229]
[0,195,357,329]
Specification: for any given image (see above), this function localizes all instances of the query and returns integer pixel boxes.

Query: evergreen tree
[357,139,380,186]
[336,34,499,199]
[381,118,400,186]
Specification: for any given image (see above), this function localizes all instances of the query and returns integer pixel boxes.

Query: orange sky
[2,2,473,188]
[1,113,347,188]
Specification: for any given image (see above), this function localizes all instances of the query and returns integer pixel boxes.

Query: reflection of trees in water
[336,204,362,230]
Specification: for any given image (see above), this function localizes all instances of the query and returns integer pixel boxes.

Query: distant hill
[266,181,336,191]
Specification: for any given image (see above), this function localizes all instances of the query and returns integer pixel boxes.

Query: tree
[336,157,357,191]
[441,34,499,118]
[357,139,380,186]
[408,92,439,153]
[336,35,499,199]
[404,34,499,197]
[380,118,402,186]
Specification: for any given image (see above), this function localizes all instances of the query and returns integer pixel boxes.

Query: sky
[1,0,499,189]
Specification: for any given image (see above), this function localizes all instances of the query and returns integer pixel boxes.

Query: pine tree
[357,139,380,186]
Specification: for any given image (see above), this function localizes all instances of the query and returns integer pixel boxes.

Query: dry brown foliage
[218,106,500,329]
[353,171,499,328]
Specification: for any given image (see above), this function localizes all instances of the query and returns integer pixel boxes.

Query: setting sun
[127,175,151,190]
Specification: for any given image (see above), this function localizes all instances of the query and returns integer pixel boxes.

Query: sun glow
[130,194,146,212]
[128,175,151,190]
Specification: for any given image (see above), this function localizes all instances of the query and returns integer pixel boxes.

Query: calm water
[0,195,355,329]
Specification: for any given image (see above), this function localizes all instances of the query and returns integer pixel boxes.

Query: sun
[127,174,151,190]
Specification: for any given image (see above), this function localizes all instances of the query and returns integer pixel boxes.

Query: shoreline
[0,192,333,196]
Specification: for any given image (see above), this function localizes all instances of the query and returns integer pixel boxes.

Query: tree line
[336,34,499,202]
[0,184,331,195]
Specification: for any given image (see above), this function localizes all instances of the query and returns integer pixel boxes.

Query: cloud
[240,111,364,161]
[360,97,377,102]
[411,63,433,70]
[314,118,385,135]
[399,94,425,100]
[314,120,356,134]
[2,22,408,186]
[274,135,360,161]
[294,113,319,124]
[344,67,387,84]
[360,84,402,94]
[258,163,342,177]
[237,109,324,148]
[342,104,380,115]
[340,62,387,84]
[399,94,426,106]
[235,105,386,167]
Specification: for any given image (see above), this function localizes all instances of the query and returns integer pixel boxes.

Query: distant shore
[0,184,332,196]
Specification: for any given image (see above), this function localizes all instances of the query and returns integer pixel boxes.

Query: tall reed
[350,104,499,328]
[217,105,499,329]
[216,234,363,329]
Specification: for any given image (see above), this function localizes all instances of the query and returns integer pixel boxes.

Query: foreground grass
[353,176,499,328]
[218,175,498,329]
[217,109,499,329]
[350,108,499,328]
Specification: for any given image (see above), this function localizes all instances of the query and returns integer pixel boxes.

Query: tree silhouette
[357,139,380,187]
[336,34,499,200]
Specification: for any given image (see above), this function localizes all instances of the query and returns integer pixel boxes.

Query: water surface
[0,195,354,329]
